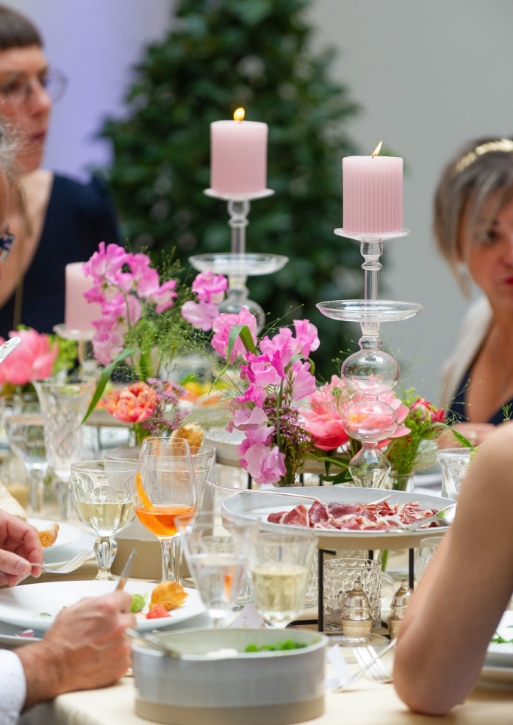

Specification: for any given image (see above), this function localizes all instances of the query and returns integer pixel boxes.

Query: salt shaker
[340,581,373,638]
[388,579,412,639]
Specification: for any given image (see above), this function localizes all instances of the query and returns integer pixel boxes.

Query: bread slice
[0,480,27,520]
[38,523,59,548]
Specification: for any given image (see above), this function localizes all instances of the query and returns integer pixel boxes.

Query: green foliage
[100,0,363,379]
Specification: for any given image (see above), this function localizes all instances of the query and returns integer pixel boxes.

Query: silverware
[125,628,182,658]
[211,481,390,507]
[334,638,397,692]
[0,337,21,364]
[115,547,136,591]
[32,549,92,574]
[400,503,456,531]
[353,643,393,683]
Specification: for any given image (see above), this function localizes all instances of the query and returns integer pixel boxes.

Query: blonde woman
[435,137,513,445]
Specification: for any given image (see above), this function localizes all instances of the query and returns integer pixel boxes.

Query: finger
[0,549,31,580]
[104,590,133,613]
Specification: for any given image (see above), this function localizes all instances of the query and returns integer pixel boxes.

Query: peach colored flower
[301,375,351,451]
[0,329,58,385]
[103,382,158,423]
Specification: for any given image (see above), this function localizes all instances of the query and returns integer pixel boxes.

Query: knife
[115,548,137,591]
[0,337,21,364]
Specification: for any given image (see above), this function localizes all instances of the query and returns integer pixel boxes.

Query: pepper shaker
[340,581,373,638]
[388,579,411,639]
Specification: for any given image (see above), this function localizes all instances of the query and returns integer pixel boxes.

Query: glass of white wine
[248,530,317,628]
[70,460,136,580]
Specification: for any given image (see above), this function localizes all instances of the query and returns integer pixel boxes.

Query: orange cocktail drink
[135,504,195,538]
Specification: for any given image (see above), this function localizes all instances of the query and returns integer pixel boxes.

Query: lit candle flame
[371,141,383,158]
[233,107,245,122]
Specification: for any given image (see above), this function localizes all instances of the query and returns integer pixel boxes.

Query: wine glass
[3,398,47,513]
[248,530,317,628]
[177,510,258,627]
[70,460,136,580]
[135,437,196,582]
[34,378,96,520]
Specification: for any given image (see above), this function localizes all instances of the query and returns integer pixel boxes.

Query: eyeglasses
[0,232,14,262]
[0,69,67,106]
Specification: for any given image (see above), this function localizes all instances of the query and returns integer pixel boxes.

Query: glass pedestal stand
[53,324,98,377]
[189,189,288,332]
[317,228,423,488]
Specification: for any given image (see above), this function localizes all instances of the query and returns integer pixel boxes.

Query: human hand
[0,511,43,586]
[438,422,497,449]
[16,590,136,708]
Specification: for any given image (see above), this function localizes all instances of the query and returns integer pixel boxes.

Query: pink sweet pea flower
[290,360,317,401]
[83,243,132,291]
[244,424,276,446]
[150,280,178,313]
[242,354,283,388]
[293,320,320,358]
[232,406,269,430]
[103,382,158,424]
[236,383,267,407]
[91,319,126,365]
[211,308,258,363]
[181,300,219,331]
[192,271,228,304]
[238,442,287,485]
[259,327,296,368]
[0,329,58,385]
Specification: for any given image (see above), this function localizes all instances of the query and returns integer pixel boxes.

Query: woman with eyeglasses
[0,4,120,338]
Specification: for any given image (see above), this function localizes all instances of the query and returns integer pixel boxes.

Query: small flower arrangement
[212,310,319,485]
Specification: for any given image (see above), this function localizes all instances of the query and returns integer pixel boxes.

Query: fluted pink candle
[65,263,100,333]
[210,109,267,195]
[343,152,403,234]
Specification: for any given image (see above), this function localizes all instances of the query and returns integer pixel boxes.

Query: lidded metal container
[340,580,374,638]
[388,580,412,639]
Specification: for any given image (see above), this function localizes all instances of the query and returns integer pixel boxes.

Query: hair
[0,4,42,51]
[434,136,513,290]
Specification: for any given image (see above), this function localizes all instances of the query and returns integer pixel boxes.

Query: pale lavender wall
[9,0,171,178]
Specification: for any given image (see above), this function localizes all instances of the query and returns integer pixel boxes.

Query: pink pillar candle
[210,119,268,195]
[342,155,403,234]
[65,263,100,333]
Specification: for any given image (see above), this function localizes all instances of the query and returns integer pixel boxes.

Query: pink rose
[301,375,351,451]
[181,300,219,331]
[103,382,158,423]
[192,271,228,304]
[0,329,58,385]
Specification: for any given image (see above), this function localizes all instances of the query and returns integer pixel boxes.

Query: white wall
[308,0,513,401]
[9,0,513,402]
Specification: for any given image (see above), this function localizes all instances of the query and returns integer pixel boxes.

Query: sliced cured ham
[267,499,438,532]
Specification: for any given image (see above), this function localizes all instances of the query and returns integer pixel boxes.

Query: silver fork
[353,643,393,683]
[334,639,397,692]
[31,549,93,574]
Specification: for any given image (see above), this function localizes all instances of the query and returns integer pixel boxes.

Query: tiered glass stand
[53,324,98,377]
[317,228,422,488]
[189,189,288,332]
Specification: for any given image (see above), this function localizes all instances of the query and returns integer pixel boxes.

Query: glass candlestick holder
[191,188,287,332]
[53,324,98,377]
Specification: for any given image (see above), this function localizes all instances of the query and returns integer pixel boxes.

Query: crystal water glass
[323,558,382,632]
[70,460,136,580]
[177,510,258,627]
[248,530,317,628]
[437,448,474,499]
[34,379,96,520]
[3,398,47,513]
[135,437,196,582]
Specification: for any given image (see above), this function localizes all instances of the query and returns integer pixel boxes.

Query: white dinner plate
[28,518,82,551]
[0,580,205,633]
[485,611,513,669]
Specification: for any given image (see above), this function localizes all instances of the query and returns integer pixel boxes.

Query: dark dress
[447,368,513,425]
[0,173,120,337]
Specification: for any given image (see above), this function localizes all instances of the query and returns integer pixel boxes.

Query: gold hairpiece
[454,138,513,174]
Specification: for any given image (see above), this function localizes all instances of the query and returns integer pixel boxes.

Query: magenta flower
[91,319,126,365]
[242,354,283,388]
[293,320,320,358]
[238,442,287,485]
[181,300,219,331]
[236,383,267,407]
[150,280,178,313]
[101,292,142,327]
[83,242,132,291]
[0,329,58,385]
[259,327,296,368]
[192,271,228,304]
[290,360,317,401]
[232,406,269,430]
[244,424,276,446]
[211,308,258,363]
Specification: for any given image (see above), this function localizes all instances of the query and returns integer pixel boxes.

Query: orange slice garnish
[136,472,154,512]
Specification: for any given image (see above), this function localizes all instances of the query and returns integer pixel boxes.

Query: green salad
[245,639,307,653]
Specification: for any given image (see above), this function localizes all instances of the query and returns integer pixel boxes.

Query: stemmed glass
[70,460,136,580]
[3,398,47,513]
[134,437,196,582]
[177,510,258,627]
[34,379,96,520]
[247,530,317,628]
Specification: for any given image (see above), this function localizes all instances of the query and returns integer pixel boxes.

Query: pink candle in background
[342,153,403,234]
[65,263,100,333]
[210,108,268,195]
